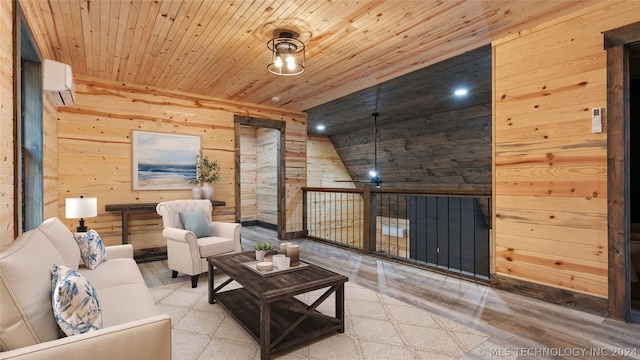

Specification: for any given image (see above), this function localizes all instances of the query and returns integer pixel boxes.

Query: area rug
[150,276,489,360]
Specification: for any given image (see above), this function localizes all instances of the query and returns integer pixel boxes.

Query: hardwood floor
[139,226,640,359]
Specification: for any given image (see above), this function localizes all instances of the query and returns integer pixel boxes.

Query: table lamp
[65,196,97,232]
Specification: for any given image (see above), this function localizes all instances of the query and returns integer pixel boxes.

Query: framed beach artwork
[132,131,201,190]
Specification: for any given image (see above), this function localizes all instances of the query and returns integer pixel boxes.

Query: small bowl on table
[256,262,273,272]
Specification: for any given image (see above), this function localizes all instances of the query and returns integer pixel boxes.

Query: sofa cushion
[179,210,213,238]
[79,258,146,289]
[51,264,103,336]
[39,217,81,270]
[0,230,65,351]
[78,257,159,328]
[197,236,236,258]
[73,230,108,270]
[97,283,159,327]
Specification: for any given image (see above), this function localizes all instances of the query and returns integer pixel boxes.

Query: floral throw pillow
[74,229,107,270]
[51,264,103,336]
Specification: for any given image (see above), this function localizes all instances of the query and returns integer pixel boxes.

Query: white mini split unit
[43,59,76,106]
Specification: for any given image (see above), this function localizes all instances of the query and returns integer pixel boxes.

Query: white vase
[191,185,202,199]
[200,182,213,200]
[255,250,266,261]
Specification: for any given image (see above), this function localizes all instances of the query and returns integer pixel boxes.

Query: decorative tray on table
[243,260,309,277]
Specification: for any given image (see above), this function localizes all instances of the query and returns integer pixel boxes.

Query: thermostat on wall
[592,107,602,133]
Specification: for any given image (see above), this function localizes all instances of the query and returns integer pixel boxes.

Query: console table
[105,200,226,245]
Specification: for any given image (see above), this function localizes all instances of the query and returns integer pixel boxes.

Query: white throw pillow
[74,229,107,270]
[51,264,103,336]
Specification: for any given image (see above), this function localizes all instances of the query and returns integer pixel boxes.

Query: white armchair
[156,199,241,287]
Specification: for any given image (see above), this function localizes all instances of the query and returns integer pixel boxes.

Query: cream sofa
[0,217,171,360]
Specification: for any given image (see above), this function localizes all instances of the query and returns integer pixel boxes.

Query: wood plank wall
[375,216,409,257]
[239,126,257,222]
[55,75,306,249]
[239,126,281,227]
[493,1,640,299]
[256,128,278,226]
[0,0,14,248]
[306,135,363,246]
[306,135,355,188]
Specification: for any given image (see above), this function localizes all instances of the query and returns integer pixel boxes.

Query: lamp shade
[65,197,97,219]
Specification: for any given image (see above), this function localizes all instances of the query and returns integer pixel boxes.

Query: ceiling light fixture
[454,88,468,96]
[267,30,305,76]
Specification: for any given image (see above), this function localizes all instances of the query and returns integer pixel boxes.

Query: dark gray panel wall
[409,196,489,277]
[307,46,492,191]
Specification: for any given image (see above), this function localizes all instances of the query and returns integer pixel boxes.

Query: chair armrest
[210,222,242,252]
[162,227,196,242]
[209,222,240,239]
[105,244,133,259]
[0,315,171,360]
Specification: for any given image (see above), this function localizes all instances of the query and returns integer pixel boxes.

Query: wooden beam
[362,184,372,255]
[604,22,640,49]
[604,23,636,321]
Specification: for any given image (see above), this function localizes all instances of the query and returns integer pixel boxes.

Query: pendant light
[267,30,305,76]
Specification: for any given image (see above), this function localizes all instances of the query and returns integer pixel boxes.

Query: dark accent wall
[307,46,492,191]
[409,196,489,277]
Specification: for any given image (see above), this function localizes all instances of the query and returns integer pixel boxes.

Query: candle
[287,244,300,267]
[280,242,291,255]
[272,254,285,268]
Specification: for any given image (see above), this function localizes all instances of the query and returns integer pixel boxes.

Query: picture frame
[132,130,201,190]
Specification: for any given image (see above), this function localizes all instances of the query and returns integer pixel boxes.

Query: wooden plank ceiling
[29,0,596,113]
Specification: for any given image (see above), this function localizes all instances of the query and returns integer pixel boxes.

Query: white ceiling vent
[43,59,76,106]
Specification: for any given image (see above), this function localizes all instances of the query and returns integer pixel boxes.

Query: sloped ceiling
[306,46,491,135]
[311,46,493,190]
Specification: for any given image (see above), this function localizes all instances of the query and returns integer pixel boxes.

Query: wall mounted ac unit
[43,59,76,106]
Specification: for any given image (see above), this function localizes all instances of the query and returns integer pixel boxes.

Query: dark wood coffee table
[208,251,348,359]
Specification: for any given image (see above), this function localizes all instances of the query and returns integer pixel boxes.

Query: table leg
[121,211,129,244]
[260,301,271,360]
[208,262,215,304]
[208,267,233,305]
[336,283,345,333]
